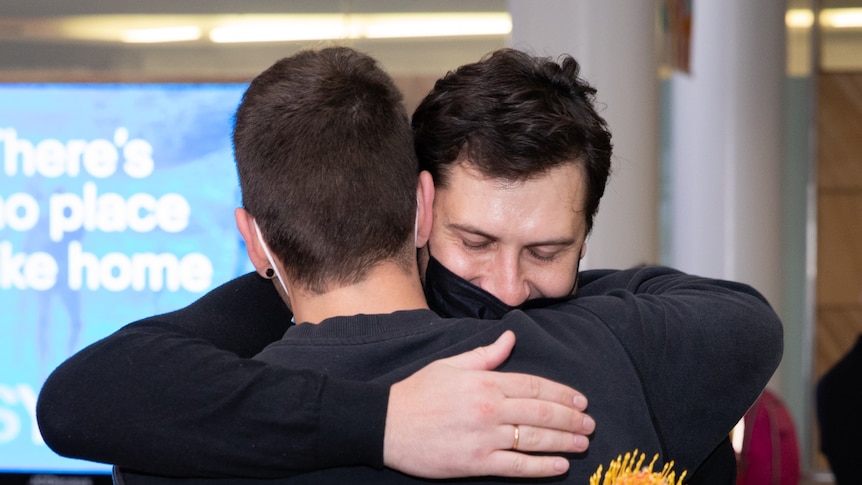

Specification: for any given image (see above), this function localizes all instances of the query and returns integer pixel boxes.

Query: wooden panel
[817,73,862,190]
[816,193,862,305]
[815,306,862,381]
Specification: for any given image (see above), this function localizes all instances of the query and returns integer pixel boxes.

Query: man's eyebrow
[447,222,577,247]
[526,239,577,248]
[447,223,498,241]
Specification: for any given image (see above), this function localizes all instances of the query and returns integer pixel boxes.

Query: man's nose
[482,257,530,307]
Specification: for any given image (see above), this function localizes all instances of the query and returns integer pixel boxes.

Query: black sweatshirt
[37,272,387,476]
[36,266,782,482]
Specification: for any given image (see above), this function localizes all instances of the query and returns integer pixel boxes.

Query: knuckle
[557,432,578,452]
[529,375,542,398]
[471,345,490,361]
[476,400,498,420]
[509,454,529,475]
[534,401,555,425]
[466,394,500,422]
[522,427,540,449]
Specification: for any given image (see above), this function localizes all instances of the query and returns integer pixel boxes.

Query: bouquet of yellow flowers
[589,450,687,485]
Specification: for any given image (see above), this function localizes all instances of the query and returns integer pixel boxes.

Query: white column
[666,0,785,309]
[508,0,660,269]
[666,0,793,456]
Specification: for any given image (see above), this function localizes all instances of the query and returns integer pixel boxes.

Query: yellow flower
[589,449,687,485]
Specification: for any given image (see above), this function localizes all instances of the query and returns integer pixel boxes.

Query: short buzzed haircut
[234,47,419,293]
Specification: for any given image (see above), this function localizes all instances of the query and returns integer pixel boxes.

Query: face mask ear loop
[414,208,419,247]
[254,220,290,299]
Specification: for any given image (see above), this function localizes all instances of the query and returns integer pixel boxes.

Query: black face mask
[423,254,578,319]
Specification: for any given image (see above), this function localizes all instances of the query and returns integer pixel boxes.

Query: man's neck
[290,264,430,324]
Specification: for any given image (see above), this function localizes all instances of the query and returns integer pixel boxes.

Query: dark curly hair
[412,48,612,234]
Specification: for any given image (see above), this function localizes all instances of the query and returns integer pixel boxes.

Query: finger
[440,334,589,412]
[440,331,516,371]
[493,372,588,411]
[500,424,590,453]
[496,406,594,453]
[500,397,595,438]
[482,451,570,478]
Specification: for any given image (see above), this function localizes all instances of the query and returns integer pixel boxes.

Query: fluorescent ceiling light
[785,9,814,29]
[122,26,202,43]
[209,16,349,43]
[4,12,511,44]
[209,13,512,43]
[51,15,206,43]
[821,8,862,28]
[786,8,862,29]
[360,14,512,39]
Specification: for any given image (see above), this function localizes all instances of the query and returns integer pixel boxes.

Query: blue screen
[0,83,250,474]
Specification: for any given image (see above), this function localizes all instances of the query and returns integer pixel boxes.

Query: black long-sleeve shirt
[37,272,388,477]
[243,267,781,482]
[37,267,783,482]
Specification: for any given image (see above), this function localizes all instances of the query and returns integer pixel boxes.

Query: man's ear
[234,207,271,278]
[415,170,435,248]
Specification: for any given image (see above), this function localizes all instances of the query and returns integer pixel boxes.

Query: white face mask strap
[414,208,419,247]
[254,220,289,298]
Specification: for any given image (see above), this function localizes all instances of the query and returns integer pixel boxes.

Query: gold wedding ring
[512,424,520,450]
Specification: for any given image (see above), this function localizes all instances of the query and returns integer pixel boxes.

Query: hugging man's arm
[37,274,590,479]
